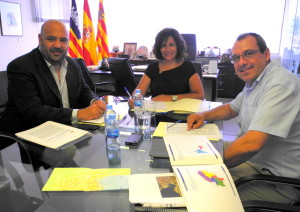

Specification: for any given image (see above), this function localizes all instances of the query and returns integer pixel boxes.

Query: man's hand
[187,113,205,131]
[128,97,134,109]
[91,99,106,111]
[77,100,106,121]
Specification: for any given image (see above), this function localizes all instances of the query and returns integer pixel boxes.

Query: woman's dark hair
[236,32,268,53]
[152,28,187,61]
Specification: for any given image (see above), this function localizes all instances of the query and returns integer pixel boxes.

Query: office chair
[181,34,197,61]
[73,58,115,97]
[0,71,8,119]
[108,57,138,97]
[235,174,300,212]
[192,61,203,82]
[0,134,44,211]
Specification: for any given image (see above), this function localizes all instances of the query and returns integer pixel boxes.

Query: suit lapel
[66,57,77,107]
[33,48,62,102]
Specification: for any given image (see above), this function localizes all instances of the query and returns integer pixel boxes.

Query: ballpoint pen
[167,120,182,129]
[123,87,132,98]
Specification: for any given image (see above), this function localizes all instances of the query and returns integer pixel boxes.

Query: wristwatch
[172,95,178,101]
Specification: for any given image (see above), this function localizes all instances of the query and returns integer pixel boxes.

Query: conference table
[0,100,223,212]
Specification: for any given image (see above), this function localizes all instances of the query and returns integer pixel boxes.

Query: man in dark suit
[0,20,106,133]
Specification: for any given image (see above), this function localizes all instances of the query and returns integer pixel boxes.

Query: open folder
[164,135,244,212]
[147,99,202,114]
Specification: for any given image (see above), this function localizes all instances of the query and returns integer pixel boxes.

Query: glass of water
[143,100,156,130]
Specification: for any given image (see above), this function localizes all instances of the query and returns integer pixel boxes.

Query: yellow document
[153,98,202,113]
[153,122,222,140]
[42,168,130,191]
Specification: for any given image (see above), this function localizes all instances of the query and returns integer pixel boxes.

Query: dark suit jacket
[0,47,98,133]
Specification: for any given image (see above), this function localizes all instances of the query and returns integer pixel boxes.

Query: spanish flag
[68,0,83,58]
[82,0,98,65]
[96,0,109,61]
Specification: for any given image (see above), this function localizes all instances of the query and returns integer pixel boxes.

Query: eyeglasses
[231,50,260,63]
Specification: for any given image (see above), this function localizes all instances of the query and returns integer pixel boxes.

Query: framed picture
[123,43,137,56]
[0,1,23,36]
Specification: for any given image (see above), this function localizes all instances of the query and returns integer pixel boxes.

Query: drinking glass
[143,100,156,130]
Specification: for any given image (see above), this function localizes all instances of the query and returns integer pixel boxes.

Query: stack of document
[129,136,244,212]
[15,121,92,150]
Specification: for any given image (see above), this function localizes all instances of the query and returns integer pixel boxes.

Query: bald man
[0,20,106,133]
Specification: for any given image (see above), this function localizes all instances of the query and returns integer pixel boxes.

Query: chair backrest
[181,34,197,61]
[0,71,8,119]
[73,58,96,93]
[108,57,137,96]
[0,136,44,211]
[192,61,203,82]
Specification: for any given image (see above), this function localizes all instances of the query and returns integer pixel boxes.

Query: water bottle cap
[107,105,113,109]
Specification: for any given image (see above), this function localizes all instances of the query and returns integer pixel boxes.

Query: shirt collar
[245,61,271,89]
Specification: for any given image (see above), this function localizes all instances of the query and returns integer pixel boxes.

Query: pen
[167,120,182,129]
[123,87,132,98]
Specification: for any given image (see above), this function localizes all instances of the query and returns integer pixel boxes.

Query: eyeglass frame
[231,49,261,64]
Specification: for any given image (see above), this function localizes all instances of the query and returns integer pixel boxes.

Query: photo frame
[0,1,23,36]
[123,43,137,57]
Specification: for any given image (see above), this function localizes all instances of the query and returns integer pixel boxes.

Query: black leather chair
[235,174,300,212]
[192,61,203,82]
[0,134,44,211]
[73,58,115,97]
[108,57,138,97]
[0,71,8,119]
[181,34,197,61]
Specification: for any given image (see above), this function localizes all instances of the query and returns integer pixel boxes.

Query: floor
[216,97,239,142]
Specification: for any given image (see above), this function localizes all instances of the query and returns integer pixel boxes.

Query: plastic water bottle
[106,113,121,167]
[134,89,143,116]
[105,105,116,135]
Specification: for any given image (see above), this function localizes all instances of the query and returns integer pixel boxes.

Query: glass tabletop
[0,100,223,212]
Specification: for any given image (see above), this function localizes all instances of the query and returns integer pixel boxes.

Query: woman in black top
[128,28,204,108]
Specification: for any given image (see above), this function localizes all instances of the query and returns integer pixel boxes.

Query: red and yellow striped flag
[82,0,98,65]
[68,0,83,58]
[96,0,109,61]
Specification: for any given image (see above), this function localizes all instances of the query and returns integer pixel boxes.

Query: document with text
[153,122,222,140]
[15,121,92,150]
[164,135,244,212]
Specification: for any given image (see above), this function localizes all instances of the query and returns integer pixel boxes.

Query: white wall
[0,0,286,71]
[76,0,285,55]
[0,0,40,71]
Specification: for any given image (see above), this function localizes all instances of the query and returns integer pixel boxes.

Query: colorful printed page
[173,164,244,212]
[42,168,130,191]
[153,122,222,140]
[164,135,223,166]
[128,173,186,207]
